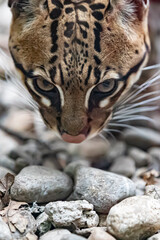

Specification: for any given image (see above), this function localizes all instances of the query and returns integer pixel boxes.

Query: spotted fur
[8,0,150,142]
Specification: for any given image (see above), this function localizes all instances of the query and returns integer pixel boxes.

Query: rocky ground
[1,0,160,240]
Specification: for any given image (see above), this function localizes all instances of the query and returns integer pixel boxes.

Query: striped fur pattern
[8,0,150,141]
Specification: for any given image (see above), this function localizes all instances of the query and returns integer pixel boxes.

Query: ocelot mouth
[61,126,90,143]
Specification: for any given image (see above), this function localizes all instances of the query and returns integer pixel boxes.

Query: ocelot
[8,0,150,143]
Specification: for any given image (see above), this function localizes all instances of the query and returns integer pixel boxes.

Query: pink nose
[61,133,86,143]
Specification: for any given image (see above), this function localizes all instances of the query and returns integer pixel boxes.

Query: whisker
[99,133,110,144]
[113,106,159,116]
[143,64,160,71]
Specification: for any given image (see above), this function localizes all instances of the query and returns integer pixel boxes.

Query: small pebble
[129,147,151,167]
[148,147,160,162]
[68,166,136,213]
[45,200,99,228]
[0,131,18,155]
[88,228,116,240]
[64,159,90,178]
[123,127,160,150]
[109,156,136,178]
[0,155,15,172]
[77,137,110,158]
[0,216,12,240]
[107,196,160,240]
[106,141,126,161]
[39,229,71,240]
[39,229,86,240]
[11,166,73,203]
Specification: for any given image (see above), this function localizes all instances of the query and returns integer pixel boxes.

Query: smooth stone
[129,147,151,167]
[109,156,136,178]
[64,159,90,178]
[0,131,18,155]
[147,233,160,240]
[68,166,136,213]
[0,155,15,172]
[145,185,160,199]
[123,127,160,150]
[107,196,160,240]
[75,227,107,237]
[40,229,86,240]
[45,200,99,228]
[0,217,12,240]
[0,166,14,178]
[40,229,71,240]
[11,166,73,203]
[88,228,116,240]
[70,137,110,158]
[148,147,160,162]
[106,141,126,161]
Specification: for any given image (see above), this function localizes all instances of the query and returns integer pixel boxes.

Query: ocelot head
[8,0,150,143]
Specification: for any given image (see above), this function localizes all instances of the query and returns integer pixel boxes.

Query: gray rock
[63,234,87,240]
[129,147,151,167]
[0,166,14,179]
[75,227,107,236]
[77,137,110,158]
[11,166,73,203]
[39,229,71,240]
[39,229,86,240]
[45,200,99,228]
[64,159,90,178]
[109,156,136,178]
[107,196,160,240]
[106,141,126,161]
[88,228,116,240]
[145,185,160,199]
[147,233,160,240]
[0,131,18,155]
[68,166,136,213]
[148,147,160,162]
[123,127,160,150]
[0,217,12,240]
[0,155,15,172]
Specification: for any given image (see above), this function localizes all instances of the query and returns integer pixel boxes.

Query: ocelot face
[8,0,150,143]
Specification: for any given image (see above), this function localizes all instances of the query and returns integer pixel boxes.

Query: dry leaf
[0,200,37,239]
[142,169,159,185]
[0,173,15,210]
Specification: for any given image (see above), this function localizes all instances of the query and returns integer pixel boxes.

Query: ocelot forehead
[46,0,110,90]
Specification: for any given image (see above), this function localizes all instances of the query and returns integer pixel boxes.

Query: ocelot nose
[61,116,88,136]
[61,125,90,143]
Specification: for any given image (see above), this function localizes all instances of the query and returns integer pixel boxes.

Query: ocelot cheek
[88,108,112,133]
[39,107,58,130]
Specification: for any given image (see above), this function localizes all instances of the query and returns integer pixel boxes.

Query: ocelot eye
[36,78,54,91]
[96,79,115,93]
